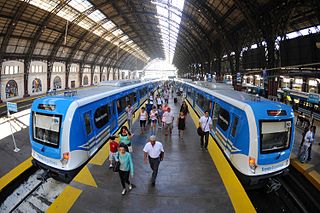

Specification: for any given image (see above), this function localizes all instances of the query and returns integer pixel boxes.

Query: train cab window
[32,112,61,148]
[260,120,291,153]
[231,116,239,137]
[84,112,92,135]
[94,104,110,129]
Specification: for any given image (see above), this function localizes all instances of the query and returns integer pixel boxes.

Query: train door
[82,110,96,156]
[211,102,220,134]
[109,101,118,134]
[227,113,239,159]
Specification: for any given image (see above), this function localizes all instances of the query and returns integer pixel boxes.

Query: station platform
[291,122,320,190]
[48,97,254,212]
[0,109,32,192]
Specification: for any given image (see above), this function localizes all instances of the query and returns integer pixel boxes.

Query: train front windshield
[260,121,291,153]
[32,112,61,147]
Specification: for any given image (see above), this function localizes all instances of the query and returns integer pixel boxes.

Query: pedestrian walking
[115,143,134,195]
[199,111,212,151]
[150,106,158,135]
[162,107,174,136]
[157,106,164,129]
[138,107,148,134]
[125,104,135,131]
[143,135,164,186]
[164,90,169,103]
[304,126,315,161]
[108,136,119,168]
[177,111,186,140]
[119,126,134,152]
[146,99,153,124]
[180,101,189,117]
[156,95,162,109]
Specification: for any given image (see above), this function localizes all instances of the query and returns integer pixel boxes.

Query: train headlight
[61,152,70,167]
[249,157,257,174]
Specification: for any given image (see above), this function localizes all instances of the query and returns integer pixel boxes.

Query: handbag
[197,127,204,136]
[197,118,209,136]
[113,153,120,172]
[128,145,133,153]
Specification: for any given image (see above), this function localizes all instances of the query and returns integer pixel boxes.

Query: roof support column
[23,60,30,97]
[107,67,111,80]
[90,65,95,86]
[65,62,71,90]
[99,66,103,82]
[79,63,84,87]
[47,61,53,91]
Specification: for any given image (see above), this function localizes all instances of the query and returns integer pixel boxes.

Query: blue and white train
[30,80,158,182]
[180,80,294,185]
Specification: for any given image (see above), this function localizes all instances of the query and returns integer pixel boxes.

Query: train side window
[217,106,230,131]
[84,112,92,135]
[231,116,239,137]
[94,104,110,129]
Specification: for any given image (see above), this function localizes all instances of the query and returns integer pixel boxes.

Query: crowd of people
[108,82,188,196]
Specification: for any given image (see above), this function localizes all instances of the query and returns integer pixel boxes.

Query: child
[109,136,119,168]
[177,111,186,140]
[157,107,164,129]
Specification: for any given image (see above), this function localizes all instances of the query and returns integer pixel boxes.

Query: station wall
[0,60,132,102]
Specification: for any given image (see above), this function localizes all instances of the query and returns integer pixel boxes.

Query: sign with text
[7,102,18,113]
[308,93,320,104]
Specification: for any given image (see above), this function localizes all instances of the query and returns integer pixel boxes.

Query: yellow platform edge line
[73,165,97,187]
[46,185,82,213]
[186,100,256,213]
[48,95,152,210]
[0,157,33,191]
[291,158,320,191]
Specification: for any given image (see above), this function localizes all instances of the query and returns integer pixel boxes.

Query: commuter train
[30,80,158,182]
[180,80,294,185]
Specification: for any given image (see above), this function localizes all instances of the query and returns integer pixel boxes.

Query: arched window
[83,75,89,85]
[32,78,42,93]
[94,75,98,84]
[53,76,62,89]
[6,80,18,98]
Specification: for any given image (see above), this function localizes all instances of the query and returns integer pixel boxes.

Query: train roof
[35,80,158,108]
[183,81,291,110]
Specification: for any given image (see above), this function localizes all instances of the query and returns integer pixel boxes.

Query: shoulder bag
[113,153,120,172]
[197,118,209,136]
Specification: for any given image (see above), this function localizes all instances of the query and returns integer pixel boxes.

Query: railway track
[0,169,66,213]
[247,166,320,213]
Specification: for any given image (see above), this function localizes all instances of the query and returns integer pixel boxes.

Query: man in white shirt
[304,126,315,161]
[162,107,174,135]
[199,111,212,151]
[143,135,164,186]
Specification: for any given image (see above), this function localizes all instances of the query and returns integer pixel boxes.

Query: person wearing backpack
[198,111,212,151]
[304,126,315,161]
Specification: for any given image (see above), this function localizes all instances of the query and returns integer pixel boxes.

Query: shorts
[151,119,157,124]
[109,151,116,161]
[140,120,146,127]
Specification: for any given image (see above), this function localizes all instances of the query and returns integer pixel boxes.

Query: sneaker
[205,148,208,152]
[121,189,126,195]
[129,184,133,190]
[109,164,113,168]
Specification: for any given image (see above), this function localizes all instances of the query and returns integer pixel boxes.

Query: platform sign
[308,93,320,104]
[7,102,18,113]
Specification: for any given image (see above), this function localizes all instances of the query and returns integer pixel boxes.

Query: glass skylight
[154,0,185,64]
[22,0,149,62]
[102,21,116,31]
[29,0,59,11]
[88,10,106,22]
[68,0,92,13]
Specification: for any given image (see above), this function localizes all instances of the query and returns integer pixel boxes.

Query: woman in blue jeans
[115,143,134,195]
